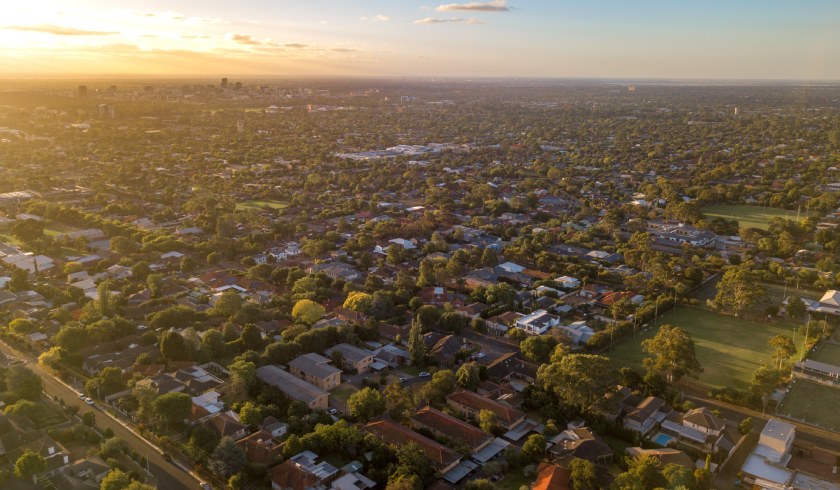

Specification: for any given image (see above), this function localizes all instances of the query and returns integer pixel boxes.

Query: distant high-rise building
[78,85,87,97]
[97,104,115,118]
[221,77,229,88]
[236,120,245,133]
[234,81,242,90]
[734,107,739,116]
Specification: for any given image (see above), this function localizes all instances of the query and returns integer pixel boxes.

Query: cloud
[132,11,186,20]
[331,48,358,53]
[363,14,391,22]
[3,24,118,36]
[227,33,263,46]
[435,0,509,12]
[285,43,307,48]
[413,17,484,24]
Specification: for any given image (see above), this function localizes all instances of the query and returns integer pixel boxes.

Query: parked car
[84,397,94,406]
[418,372,431,378]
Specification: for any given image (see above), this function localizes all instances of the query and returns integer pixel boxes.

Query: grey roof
[327,343,374,364]
[256,365,328,405]
[288,352,341,379]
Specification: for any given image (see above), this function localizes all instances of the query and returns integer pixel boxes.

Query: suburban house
[515,309,560,335]
[200,412,247,440]
[372,344,409,368]
[237,429,284,465]
[364,419,461,473]
[623,396,673,436]
[424,333,462,367]
[325,343,375,374]
[411,406,493,453]
[548,427,613,465]
[532,462,572,490]
[446,390,526,430]
[288,353,342,390]
[556,321,595,346]
[269,450,339,490]
[740,419,796,490]
[256,365,330,410]
[659,407,741,459]
[811,290,840,315]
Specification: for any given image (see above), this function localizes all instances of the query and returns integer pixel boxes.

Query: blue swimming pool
[653,433,674,446]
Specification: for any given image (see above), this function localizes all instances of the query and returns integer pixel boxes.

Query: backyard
[702,204,810,230]
[609,307,804,390]
[776,380,840,431]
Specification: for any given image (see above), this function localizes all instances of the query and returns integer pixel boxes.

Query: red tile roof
[447,390,525,427]
[533,463,572,490]
[411,406,491,451]
[364,419,460,470]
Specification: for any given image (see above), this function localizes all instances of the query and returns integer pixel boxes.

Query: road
[0,341,197,490]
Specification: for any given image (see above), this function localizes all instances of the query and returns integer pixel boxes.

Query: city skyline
[2,0,840,80]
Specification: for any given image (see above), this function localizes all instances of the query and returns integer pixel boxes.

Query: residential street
[0,341,197,490]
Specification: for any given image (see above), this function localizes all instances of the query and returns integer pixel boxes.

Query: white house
[555,276,581,289]
[515,310,560,335]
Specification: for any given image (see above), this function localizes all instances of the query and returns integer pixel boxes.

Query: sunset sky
[2,0,840,79]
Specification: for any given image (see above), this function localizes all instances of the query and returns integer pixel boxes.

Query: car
[200,483,212,490]
[399,377,408,383]
[84,397,94,406]
[77,392,85,400]
[418,372,431,378]
[328,408,338,415]
[475,352,486,358]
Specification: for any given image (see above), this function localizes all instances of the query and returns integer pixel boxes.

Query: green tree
[238,401,263,427]
[14,450,45,478]
[343,291,372,313]
[739,417,753,436]
[537,354,616,412]
[520,335,558,364]
[662,463,694,490]
[100,468,132,490]
[456,362,481,390]
[408,320,426,366]
[642,324,702,384]
[768,334,796,369]
[415,369,455,406]
[160,330,190,361]
[787,296,807,319]
[478,409,499,435]
[200,329,226,359]
[152,392,192,426]
[613,455,666,490]
[347,387,386,421]
[213,290,243,318]
[6,365,43,401]
[522,434,546,461]
[292,299,325,324]
[208,436,246,478]
[8,318,36,334]
[569,458,599,490]
[713,267,765,316]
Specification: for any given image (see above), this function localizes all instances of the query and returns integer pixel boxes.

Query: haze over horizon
[2,0,840,80]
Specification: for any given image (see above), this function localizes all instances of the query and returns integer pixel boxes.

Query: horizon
[2,0,840,80]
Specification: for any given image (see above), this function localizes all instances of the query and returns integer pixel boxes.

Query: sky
[1,0,839,80]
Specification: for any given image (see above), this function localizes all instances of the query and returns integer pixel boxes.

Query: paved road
[0,341,197,490]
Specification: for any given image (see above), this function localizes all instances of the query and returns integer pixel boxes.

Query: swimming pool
[653,433,674,446]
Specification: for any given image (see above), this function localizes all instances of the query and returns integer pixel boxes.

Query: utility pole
[800,314,810,362]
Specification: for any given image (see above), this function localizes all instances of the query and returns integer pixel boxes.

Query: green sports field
[609,307,803,390]
[702,204,810,230]
[235,200,288,211]
[777,380,840,431]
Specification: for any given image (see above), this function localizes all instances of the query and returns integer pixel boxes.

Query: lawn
[608,307,803,390]
[777,380,840,431]
[235,199,288,211]
[43,221,82,237]
[330,384,358,402]
[496,470,533,490]
[810,343,840,366]
[702,204,810,230]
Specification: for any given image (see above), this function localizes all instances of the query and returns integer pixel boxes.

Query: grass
[43,221,82,237]
[777,380,840,431]
[702,204,811,230]
[608,307,803,390]
[496,470,532,490]
[330,384,358,402]
[235,199,288,211]
[810,343,840,366]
